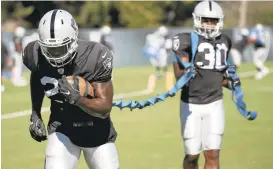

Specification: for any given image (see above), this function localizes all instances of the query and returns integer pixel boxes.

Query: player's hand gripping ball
[58,75,94,104]
[66,76,94,97]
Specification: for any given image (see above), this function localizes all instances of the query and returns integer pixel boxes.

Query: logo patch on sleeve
[103,57,112,71]
[172,38,180,51]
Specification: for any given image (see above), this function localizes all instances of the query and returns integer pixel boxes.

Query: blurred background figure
[1,40,11,92]
[89,25,114,52]
[11,26,28,87]
[143,25,172,79]
[230,28,250,68]
[22,32,39,49]
[248,23,270,80]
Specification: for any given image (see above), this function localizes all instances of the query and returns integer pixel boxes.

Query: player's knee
[184,154,200,164]
[204,150,220,162]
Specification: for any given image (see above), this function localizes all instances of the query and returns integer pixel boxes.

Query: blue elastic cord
[112,62,195,110]
[112,32,257,121]
[226,58,257,120]
[112,32,199,111]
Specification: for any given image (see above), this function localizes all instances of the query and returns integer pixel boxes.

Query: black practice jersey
[172,33,232,104]
[23,40,117,147]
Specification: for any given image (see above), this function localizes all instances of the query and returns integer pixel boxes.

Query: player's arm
[22,42,47,142]
[22,41,45,116]
[222,36,241,89]
[222,73,230,88]
[172,34,190,80]
[76,79,113,118]
[30,72,45,118]
[173,56,189,80]
[76,49,113,118]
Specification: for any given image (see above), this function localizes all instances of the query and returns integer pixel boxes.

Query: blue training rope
[112,32,199,111]
[112,32,257,121]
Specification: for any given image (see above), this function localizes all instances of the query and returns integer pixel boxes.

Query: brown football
[66,76,94,97]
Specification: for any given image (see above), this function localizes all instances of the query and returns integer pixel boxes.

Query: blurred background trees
[1,1,273,31]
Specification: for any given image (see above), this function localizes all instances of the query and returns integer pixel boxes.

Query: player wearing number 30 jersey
[172,1,232,169]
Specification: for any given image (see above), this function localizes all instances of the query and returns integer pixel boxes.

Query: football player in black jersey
[23,9,119,169]
[172,1,239,169]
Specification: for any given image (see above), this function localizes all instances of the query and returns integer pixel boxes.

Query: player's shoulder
[77,40,111,62]
[172,32,191,52]
[23,40,40,71]
[75,40,112,71]
[219,34,232,48]
[173,32,191,41]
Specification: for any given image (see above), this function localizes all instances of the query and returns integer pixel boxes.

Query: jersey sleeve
[22,41,39,72]
[91,46,113,83]
[224,34,232,60]
[172,33,191,62]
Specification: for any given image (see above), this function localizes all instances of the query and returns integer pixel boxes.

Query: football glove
[231,76,241,88]
[29,113,47,142]
[58,75,81,105]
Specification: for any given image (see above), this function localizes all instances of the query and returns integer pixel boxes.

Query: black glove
[29,114,47,142]
[231,76,241,88]
[58,75,81,105]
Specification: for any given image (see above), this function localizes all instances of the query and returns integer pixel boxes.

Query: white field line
[1,89,154,120]
[2,68,273,120]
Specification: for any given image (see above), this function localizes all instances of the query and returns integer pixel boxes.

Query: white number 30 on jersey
[198,42,228,70]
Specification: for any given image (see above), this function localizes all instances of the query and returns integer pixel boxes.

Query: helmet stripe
[50,9,58,38]
[209,1,212,11]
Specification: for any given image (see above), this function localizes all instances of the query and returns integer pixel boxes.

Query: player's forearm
[30,72,45,118]
[173,63,185,80]
[174,69,185,80]
[222,78,231,89]
[76,97,112,117]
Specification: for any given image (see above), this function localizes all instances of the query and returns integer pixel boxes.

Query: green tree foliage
[1,1,34,25]
[1,1,273,29]
[246,2,273,27]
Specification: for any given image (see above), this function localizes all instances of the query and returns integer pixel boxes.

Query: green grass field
[2,63,273,169]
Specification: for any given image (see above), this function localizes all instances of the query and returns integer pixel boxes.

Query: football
[66,76,94,97]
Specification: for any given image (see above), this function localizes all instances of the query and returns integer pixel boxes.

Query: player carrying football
[172,1,240,169]
[23,9,119,169]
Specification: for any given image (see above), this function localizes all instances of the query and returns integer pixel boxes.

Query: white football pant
[12,52,27,86]
[45,132,119,169]
[253,47,269,80]
[149,48,168,68]
[180,99,225,155]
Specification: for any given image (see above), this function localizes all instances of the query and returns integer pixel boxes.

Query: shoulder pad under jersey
[22,40,40,72]
[172,33,191,53]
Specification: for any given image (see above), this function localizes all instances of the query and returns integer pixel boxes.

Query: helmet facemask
[38,37,78,68]
[193,13,223,39]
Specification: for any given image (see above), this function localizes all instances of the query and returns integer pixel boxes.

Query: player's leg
[1,52,6,92]
[82,142,119,169]
[45,132,81,169]
[149,57,160,78]
[158,48,168,76]
[229,48,242,68]
[180,101,202,169]
[253,48,269,80]
[11,51,27,87]
[202,99,225,169]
